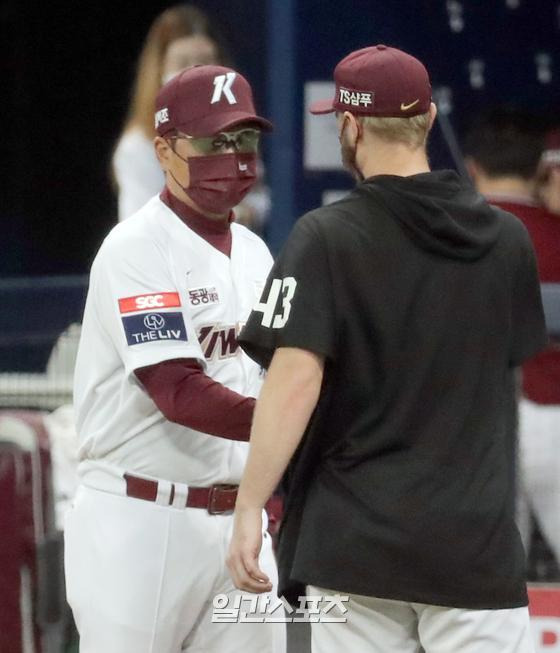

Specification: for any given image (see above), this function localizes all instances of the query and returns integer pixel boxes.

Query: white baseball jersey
[73,195,272,484]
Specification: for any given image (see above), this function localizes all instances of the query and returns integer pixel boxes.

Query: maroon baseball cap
[155,65,273,137]
[310,45,432,118]
[541,129,560,169]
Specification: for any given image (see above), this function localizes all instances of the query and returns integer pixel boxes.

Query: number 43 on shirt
[253,277,297,328]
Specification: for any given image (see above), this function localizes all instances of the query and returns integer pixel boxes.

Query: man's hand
[227,506,273,593]
[227,348,324,593]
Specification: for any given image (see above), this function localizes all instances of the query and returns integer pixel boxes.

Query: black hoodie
[239,169,547,610]
[369,170,502,261]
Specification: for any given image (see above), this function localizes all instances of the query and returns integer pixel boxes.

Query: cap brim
[184,111,274,136]
[309,98,336,115]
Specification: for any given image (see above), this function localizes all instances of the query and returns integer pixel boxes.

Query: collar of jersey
[160,187,234,235]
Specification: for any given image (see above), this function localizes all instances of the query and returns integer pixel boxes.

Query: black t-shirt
[239,170,547,609]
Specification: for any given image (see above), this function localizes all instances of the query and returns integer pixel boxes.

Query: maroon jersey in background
[489,195,560,404]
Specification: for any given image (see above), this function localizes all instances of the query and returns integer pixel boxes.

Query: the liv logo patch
[122,312,187,346]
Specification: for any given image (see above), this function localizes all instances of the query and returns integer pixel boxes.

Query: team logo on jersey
[118,292,181,314]
[197,324,240,360]
[122,312,187,346]
[188,286,219,306]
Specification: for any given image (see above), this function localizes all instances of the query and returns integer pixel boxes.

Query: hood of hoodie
[360,170,502,261]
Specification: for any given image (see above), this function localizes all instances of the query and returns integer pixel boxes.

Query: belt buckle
[208,484,237,515]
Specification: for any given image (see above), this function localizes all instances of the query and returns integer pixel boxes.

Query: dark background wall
[1,0,267,276]
[292,0,560,230]
[1,0,559,277]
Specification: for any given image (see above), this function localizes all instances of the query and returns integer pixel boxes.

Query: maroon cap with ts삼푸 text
[310,45,432,118]
[154,65,273,137]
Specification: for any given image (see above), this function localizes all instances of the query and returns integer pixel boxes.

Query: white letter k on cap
[211,72,237,105]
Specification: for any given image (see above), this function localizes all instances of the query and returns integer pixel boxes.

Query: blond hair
[122,4,229,139]
[359,111,431,149]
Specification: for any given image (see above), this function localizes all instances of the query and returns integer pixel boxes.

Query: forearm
[135,358,255,441]
[236,347,324,511]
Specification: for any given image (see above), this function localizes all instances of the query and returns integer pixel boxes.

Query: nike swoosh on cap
[400,99,420,111]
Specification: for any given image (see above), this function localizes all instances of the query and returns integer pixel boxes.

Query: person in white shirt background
[112,3,270,232]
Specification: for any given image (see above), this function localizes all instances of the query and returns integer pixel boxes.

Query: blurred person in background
[112,3,270,232]
[465,107,560,575]
[536,129,560,216]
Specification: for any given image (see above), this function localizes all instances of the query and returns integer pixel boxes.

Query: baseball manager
[66,65,285,653]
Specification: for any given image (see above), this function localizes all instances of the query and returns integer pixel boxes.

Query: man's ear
[154,136,172,171]
[428,102,437,131]
[343,111,361,143]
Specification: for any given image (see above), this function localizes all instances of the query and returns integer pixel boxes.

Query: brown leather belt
[123,473,238,514]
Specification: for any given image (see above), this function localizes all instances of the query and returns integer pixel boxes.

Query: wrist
[235,492,266,513]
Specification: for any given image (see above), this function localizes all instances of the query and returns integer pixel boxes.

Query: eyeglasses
[169,128,261,155]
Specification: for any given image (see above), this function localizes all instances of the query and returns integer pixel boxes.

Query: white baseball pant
[307,585,534,653]
[64,472,286,653]
[516,398,560,564]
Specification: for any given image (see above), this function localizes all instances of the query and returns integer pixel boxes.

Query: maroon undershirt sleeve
[135,358,255,442]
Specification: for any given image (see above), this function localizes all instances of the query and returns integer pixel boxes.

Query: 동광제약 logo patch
[188,286,219,306]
